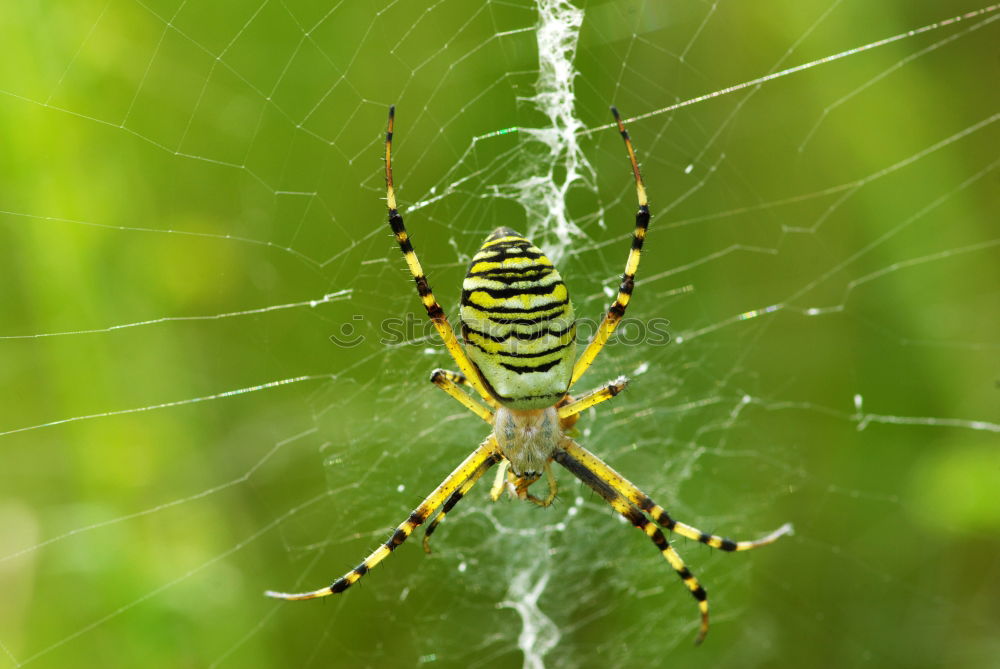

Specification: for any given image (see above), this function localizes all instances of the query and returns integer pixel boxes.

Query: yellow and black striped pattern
[422,451,499,553]
[553,443,711,645]
[560,440,793,551]
[264,440,500,601]
[460,228,576,409]
[429,369,495,424]
[570,106,650,388]
[557,375,629,421]
[382,106,496,409]
[264,107,791,646]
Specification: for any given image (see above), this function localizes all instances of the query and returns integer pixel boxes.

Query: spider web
[1,1,999,667]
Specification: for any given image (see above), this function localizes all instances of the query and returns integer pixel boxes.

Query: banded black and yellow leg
[385,106,494,405]
[557,376,630,422]
[433,369,500,409]
[570,107,650,388]
[561,439,793,551]
[423,452,500,553]
[430,369,495,424]
[265,438,499,601]
[553,447,711,644]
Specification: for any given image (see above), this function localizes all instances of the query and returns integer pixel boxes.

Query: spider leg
[570,107,650,388]
[430,369,495,424]
[423,451,500,553]
[553,445,711,644]
[489,459,510,501]
[525,461,558,507]
[557,376,629,422]
[435,369,500,408]
[265,437,499,601]
[561,439,793,551]
[385,106,494,404]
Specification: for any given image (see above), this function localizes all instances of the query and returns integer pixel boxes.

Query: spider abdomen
[460,227,576,409]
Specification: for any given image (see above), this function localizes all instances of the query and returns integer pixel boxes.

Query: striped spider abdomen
[460,228,577,410]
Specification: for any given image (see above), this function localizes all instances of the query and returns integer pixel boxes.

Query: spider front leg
[423,451,500,553]
[571,108,650,388]
[561,439,793,551]
[553,445,711,644]
[265,438,499,601]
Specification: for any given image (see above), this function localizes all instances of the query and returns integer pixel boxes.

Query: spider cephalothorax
[266,106,792,644]
[492,405,559,480]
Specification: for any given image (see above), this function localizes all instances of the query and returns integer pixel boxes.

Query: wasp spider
[266,106,792,643]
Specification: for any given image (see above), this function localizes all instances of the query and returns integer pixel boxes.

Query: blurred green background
[1,0,998,667]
